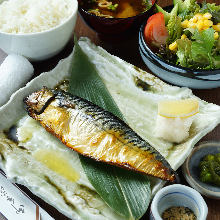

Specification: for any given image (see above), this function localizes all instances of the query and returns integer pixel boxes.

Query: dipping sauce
[199,153,220,186]
[162,206,196,220]
[80,0,152,18]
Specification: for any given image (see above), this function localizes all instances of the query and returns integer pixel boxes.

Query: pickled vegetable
[199,153,220,186]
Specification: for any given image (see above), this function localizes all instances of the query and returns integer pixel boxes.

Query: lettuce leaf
[167,14,182,44]
[200,3,220,24]
[175,0,200,20]
[191,28,215,68]
[176,38,192,67]
[175,28,218,69]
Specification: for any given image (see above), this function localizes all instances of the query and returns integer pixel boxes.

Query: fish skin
[24,87,175,181]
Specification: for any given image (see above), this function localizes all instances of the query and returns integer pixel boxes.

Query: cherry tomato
[151,0,156,5]
[144,12,168,48]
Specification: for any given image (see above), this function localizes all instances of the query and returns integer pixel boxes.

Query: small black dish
[182,142,220,199]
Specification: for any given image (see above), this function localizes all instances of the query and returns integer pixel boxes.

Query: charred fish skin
[24,87,175,182]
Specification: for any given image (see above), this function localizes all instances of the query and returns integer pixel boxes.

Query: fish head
[24,87,55,115]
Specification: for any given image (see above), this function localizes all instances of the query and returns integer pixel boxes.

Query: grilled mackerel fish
[24,87,175,181]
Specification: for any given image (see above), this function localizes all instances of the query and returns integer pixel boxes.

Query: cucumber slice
[170,4,179,17]
[155,4,178,24]
[156,4,170,24]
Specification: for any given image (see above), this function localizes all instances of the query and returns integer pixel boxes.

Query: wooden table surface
[0,0,220,219]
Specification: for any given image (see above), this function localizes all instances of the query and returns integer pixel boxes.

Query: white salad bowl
[0,0,78,61]
[150,184,208,220]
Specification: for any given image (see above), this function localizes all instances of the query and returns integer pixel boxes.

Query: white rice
[0,0,75,34]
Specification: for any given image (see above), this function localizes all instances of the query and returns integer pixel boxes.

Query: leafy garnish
[108,3,118,11]
[174,0,200,20]
[175,28,219,69]
[167,14,182,44]
[81,158,151,220]
[143,0,153,12]
[191,28,215,68]
[176,38,192,67]
[157,44,177,64]
[200,3,220,24]
[68,38,151,220]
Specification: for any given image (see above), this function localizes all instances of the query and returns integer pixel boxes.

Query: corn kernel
[188,21,196,28]
[181,20,189,28]
[181,34,187,40]
[194,13,203,20]
[169,41,178,51]
[203,19,213,27]
[202,26,210,30]
[196,20,204,31]
[214,32,219,40]
[213,24,220,32]
[190,17,198,23]
[203,12,212,20]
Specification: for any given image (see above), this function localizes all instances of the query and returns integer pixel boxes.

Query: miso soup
[81,0,153,18]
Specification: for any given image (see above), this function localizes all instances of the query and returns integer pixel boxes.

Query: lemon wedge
[158,99,199,118]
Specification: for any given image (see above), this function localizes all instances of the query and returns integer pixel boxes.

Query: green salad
[144,0,220,69]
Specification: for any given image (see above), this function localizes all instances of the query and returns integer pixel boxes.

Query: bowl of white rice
[0,0,78,61]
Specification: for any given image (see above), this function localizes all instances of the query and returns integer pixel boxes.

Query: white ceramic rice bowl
[0,0,78,61]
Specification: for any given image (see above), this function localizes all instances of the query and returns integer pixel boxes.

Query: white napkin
[0,54,34,106]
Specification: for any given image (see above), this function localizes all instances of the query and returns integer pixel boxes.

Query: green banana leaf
[68,39,151,220]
